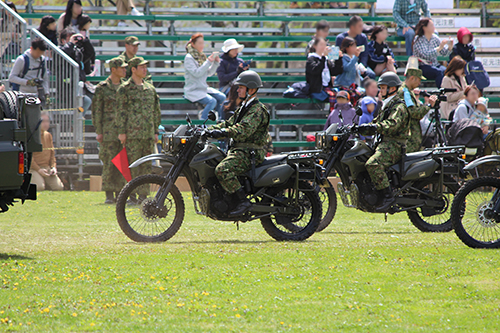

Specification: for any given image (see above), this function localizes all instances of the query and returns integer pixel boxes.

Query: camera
[73,35,84,47]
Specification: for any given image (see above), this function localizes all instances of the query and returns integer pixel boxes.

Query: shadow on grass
[0,253,33,261]
[116,239,319,245]
[322,231,417,235]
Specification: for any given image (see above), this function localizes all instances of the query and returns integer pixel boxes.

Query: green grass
[0,191,499,332]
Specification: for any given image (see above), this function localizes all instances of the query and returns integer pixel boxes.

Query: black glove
[357,124,377,136]
[207,129,227,139]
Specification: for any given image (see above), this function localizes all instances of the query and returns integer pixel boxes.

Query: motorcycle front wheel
[116,174,185,242]
[316,179,337,232]
[406,175,459,232]
[451,177,500,248]
[260,180,321,241]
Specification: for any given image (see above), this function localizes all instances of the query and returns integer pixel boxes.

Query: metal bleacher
[17,0,500,165]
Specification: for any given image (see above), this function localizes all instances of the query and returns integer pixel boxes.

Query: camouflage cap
[405,68,427,80]
[124,36,140,45]
[128,56,149,68]
[108,57,128,69]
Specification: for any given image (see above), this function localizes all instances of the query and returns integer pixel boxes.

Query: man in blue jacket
[335,15,375,80]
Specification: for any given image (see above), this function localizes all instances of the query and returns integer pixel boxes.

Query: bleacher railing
[0,1,27,83]
[30,28,85,181]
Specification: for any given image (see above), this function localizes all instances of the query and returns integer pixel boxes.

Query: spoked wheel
[407,176,460,232]
[116,174,185,242]
[451,177,500,248]
[260,180,321,241]
[315,179,337,232]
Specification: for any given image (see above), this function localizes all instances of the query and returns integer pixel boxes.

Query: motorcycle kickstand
[234,221,240,231]
[384,213,388,223]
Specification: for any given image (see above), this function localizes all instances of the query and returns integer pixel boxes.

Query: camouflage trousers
[126,139,154,196]
[215,148,265,194]
[99,140,126,192]
[365,141,404,190]
[407,120,423,153]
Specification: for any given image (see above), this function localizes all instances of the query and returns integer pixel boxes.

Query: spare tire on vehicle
[0,91,20,120]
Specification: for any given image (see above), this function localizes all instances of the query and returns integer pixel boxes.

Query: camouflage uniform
[397,82,430,153]
[116,68,161,195]
[365,95,410,190]
[92,75,126,192]
[210,98,270,194]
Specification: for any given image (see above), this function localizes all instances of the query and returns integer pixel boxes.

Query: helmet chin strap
[242,87,257,105]
[382,87,397,100]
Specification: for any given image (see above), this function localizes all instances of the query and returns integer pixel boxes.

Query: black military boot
[104,191,115,204]
[375,187,395,212]
[228,188,251,217]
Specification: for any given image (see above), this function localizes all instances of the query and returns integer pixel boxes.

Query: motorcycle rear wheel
[451,177,500,248]
[116,174,185,242]
[260,180,321,241]
[407,175,459,232]
[316,179,337,232]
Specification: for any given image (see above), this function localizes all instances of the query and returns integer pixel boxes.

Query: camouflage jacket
[373,95,410,142]
[398,82,430,126]
[117,51,152,82]
[91,76,124,142]
[211,98,270,148]
[115,78,161,140]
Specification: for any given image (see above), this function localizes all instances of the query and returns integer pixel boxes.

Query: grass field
[0,190,499,332]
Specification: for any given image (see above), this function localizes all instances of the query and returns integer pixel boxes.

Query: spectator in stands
[335,16,375,80]
[367,25,397,76]
[441,56,467,119]
[306,20,330,54]
[335,37,361,87]
[60,28,92,114]
[393,0,431,56]
[38,16,58,46]
[358,96,378,141]
[306,37,343,113]
[57,0,83,34]
[8,38,49,97]
[223,84,241,119]
[362,79,382,117]
[76,15,96,76]
[453,85,480,122]
[116,0,143,16]
[472,97,492,137]
[30,112,64,191]
[450,27,475,63]
[412,18,452,88]
[324,91,356,129]
[183,33,225,120]
[217,39,248,95]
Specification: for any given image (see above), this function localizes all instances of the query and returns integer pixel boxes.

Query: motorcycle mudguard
[464,155,500,171]
[129,154,174,168]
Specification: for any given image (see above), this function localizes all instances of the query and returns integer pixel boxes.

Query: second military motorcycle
[116,112,323,242]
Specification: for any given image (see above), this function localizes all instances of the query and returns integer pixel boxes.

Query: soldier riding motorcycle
[115,71,323,242]
[315,72,465,232]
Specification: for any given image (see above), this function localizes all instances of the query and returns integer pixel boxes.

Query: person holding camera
[217,38,248,95]
[8,38,49,99]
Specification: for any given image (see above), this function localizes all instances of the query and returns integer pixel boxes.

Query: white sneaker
[117,21,128,27]
[131,8,143,16]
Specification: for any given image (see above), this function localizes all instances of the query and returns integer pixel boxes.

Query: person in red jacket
[450,27,475,63]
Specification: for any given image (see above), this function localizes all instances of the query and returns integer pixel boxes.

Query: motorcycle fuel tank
[401,159,439,181]
[341,140,373,179]
[254,164,294,188]
[189,143,225,185]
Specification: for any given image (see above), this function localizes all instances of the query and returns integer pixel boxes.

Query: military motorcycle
[314,123,465,232]
[115,112,323,242]
[450,155,500,248]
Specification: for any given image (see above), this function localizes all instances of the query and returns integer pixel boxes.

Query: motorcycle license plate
[465,148,477,155]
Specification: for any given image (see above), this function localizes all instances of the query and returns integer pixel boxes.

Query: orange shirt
[31,131,56,171]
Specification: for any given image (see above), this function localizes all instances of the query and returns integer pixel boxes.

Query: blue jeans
[420,64,446,88]
[397,27,416,56]
[83,95,92,115]
[197,91,226,120]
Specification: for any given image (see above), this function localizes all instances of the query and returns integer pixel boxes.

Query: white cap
[221,38,244,53]
[477,97,489,110]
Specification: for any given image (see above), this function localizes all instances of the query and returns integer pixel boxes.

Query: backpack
[282,81,310,99]
[465,60,490,90]
[484,128,500,155]
[11,54,46,91]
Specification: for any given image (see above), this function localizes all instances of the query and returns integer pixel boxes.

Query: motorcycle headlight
[162,134,173,152]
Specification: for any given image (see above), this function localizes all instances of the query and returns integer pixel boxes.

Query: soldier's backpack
[465,60,490,90]
[484,128,500,155]
[11,54,46,91]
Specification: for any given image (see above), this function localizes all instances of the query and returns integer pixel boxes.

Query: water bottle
[328,46,340,61]
[94,59,101,77]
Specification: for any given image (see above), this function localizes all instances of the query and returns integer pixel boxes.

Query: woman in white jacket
[183,33,226,120]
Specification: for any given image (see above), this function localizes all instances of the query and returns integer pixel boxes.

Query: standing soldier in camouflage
[92,57,128,204]
[357,72,411,212]
[116,57,161,203]
[206,71,269,217]
[117,36,151,81]
[397,64,438,153]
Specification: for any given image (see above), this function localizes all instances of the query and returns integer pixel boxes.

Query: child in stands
[450,27,475,63]
[358,96,378,141]
[324,90,356,130]
[367,25,397,76]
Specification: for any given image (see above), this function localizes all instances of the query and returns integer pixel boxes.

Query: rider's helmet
[377,71,402,88]
[234,70,263,89]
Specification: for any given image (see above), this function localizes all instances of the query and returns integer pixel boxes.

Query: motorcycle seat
[405,151,432,162]
[258,155,287,167]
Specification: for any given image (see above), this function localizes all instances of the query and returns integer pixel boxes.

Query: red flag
[112,147,132,182]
